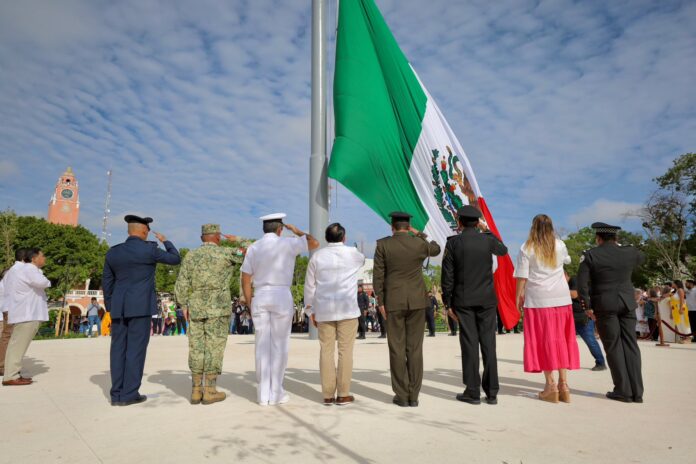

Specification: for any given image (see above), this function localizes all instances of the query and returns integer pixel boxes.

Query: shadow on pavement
[23,357,50,378]
[148,369,191,400]
[89,371,111,400]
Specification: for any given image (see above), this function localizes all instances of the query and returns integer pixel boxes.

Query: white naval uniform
[241,232,308,404]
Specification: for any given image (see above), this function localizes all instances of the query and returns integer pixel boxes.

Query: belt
[256,285,290,290]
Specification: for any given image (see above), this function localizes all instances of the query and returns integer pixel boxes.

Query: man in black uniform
[357,285,369,339]
[441,205,508,405]
[426,292,437,337]
[577,222,646,403]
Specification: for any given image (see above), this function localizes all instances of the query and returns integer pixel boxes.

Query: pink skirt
[523,305,580,373]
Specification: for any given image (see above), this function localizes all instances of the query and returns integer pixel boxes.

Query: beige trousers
[3,320,40,381]
[318,318,359,398]
[0,312,14,370]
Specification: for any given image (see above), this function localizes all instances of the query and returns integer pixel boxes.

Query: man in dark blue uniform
[103,215,180,406]
[441,205,508,405]
[577,222,645,403]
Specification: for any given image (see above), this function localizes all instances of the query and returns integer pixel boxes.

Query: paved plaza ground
[1,332,694,464]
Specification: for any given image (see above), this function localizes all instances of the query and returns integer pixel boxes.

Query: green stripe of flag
[328,0,429,229]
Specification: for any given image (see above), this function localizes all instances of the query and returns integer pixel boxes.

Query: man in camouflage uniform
[174,224,247,405]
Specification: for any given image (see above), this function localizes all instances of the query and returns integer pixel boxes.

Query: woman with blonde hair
[514,215,580,403]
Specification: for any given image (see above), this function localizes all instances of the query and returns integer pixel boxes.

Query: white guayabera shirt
[9,263,51,324]
[304,243,366,322]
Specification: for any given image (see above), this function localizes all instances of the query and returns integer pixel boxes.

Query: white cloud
[568,199,644,230]
[0,0,693,256]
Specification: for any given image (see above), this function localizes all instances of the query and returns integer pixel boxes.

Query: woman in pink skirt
[514,215,580,403]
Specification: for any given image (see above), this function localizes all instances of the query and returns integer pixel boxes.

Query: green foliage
[0,209,18,270]
[423,265,442,293]
[655,152,696,215]
[291,255,310,306]
[0,214,109,300]
[155,248,188,293]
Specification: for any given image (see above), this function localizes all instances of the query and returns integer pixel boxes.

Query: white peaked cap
[259,213,287,222]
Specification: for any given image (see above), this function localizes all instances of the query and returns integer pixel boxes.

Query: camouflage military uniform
[174,241,244,375]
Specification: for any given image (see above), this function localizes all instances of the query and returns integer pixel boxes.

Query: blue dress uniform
[103,216,180,405]
[577,222,646,403]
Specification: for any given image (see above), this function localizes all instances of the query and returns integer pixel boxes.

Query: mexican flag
[328,0,519,329]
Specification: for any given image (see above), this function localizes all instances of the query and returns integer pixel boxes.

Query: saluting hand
[284,223,301,235]
[223,234,239,242]
[153,232,167,242]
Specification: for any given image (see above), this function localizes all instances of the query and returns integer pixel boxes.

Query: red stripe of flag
[478,197,520,330]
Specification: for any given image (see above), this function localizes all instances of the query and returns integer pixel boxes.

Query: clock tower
[48,167,80,226]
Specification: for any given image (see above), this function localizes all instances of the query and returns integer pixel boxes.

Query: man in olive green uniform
[174,224,246,405]
[373,212,441,407]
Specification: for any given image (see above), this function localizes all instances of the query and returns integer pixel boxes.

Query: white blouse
[514,239,572,309]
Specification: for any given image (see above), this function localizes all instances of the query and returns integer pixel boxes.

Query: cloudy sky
[1,0,694,256]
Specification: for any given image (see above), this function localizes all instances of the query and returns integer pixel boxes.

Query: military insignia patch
[579,254,585,263]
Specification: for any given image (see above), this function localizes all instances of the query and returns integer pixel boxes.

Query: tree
[291,255,310,306]
[0,209,18,270]
[655,152,696,216]
[423,265,442,294]
[155,248,188,293]
[636,190,690,280]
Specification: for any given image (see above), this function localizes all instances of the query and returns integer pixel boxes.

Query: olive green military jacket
[174,243,244,319]
[373,232,441,311]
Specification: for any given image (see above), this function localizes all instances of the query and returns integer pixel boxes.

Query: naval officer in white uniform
[241,213,319,405]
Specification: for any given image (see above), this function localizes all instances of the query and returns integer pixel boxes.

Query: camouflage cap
[201,224,221,235]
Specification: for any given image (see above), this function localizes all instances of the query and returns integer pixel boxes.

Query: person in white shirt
[3,248,51,386]
[0,248,28,377]
[514,215,580,404]
[241,213,320,406]
[684,279,696,342]
[304,223,365,406]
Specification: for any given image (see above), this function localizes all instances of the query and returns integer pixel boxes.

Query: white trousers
[252,288,294,404]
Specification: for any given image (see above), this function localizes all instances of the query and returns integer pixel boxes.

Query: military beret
[124,215,153,230]
[389,211,412,223]
[457,205,482,220]
[591,222,621,234]
[201,224,221,235]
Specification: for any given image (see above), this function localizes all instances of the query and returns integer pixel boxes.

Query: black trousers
[689,311,696,339]
[110,316,151,403]
[152,317,162,335]
[358,312,367,336]
[176,316,187,335]
[454,305,499,399]
[425,308,436,335]
[447,314,458,335]
[386,309,426,402]
[496,312,505,334]
[376,309,387,336]
[595,308,644,399]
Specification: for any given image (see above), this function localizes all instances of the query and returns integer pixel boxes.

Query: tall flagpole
[309,0,328,340]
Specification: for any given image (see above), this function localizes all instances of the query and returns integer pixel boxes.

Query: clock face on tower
[61,189,74,199]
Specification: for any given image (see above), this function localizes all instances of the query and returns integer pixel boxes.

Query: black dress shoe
[409,400,419,407]
[356,335,366,340]
[485,397,498,405]
[456,392,481,405]
[448,333,457,336]
[113,395,148,406]
[633,397,643,403]
[427,334,435,337]
[392,396,409,407]
[378,335,387,339]
[606,392,632,403]
[591,364,607,371]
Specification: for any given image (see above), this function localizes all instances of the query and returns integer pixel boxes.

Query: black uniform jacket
[441,228,508,308]
[103,236,181,318]
[576,242,645,313]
